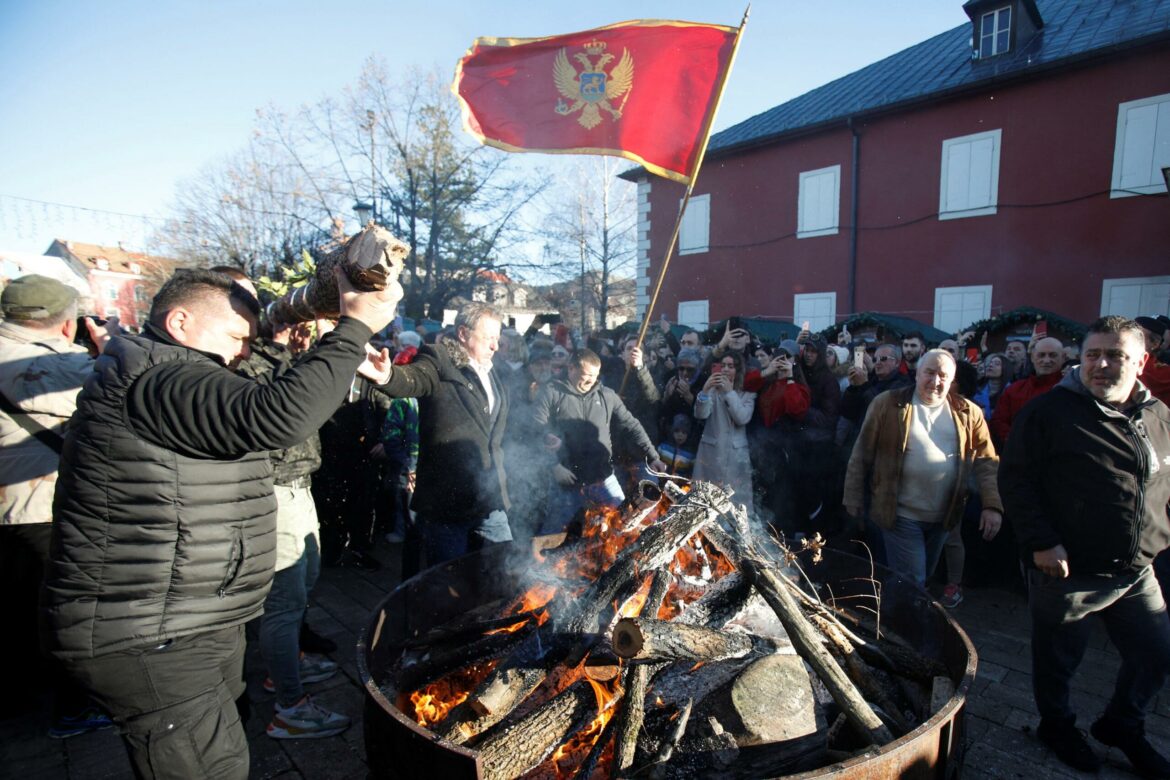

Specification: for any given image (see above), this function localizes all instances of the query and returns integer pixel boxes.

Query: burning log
[611,618,753,664]
[397,622,536,693]
[613,568,673,772]
[265,223,409,325]
[476,679,620,780]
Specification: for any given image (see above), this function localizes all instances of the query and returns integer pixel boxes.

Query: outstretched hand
[357,343,392,384]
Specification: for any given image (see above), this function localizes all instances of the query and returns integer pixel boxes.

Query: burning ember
[385,481,954,779]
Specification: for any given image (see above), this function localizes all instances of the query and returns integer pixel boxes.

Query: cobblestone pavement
[2,539,1167,779]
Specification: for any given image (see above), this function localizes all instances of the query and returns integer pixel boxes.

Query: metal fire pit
[358,543,977,779]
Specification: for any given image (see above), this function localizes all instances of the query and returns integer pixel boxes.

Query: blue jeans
[1029,565,1170,730]
[881,516,949,588]
[540,472,625,535]
[423,510,513,566]
[259,534,321,707]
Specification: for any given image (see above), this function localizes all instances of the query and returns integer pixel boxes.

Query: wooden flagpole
[621,5,751,392]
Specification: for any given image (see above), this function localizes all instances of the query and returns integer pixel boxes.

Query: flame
[409,659,499,727]
[547,677,622,779]
[657,534,735,619]
[617,575,653,618]
[484,619,530,635]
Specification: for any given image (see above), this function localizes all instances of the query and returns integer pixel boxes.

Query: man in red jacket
[990,336,1064,447]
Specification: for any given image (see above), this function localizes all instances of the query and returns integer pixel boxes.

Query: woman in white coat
[693,352,757,515]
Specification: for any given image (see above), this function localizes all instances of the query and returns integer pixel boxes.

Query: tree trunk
[612,618,753,663]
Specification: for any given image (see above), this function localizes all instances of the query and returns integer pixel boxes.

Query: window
[797,165,840,238]
[934,285,992,334]
[677,300,709,330]
[679,194,710,255]
[978,6,1012,58]
[1100,276,1170,318]
[939,129,1002,220]
[793,292,836,333]
[1110,92,1170,198]
[472,288,487,303]
[513,289,527,307]
[105,285,118,301]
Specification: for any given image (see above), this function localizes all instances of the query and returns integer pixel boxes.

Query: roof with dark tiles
[707,0,1170,155]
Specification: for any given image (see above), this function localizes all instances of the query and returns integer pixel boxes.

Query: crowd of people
[3,266,1170,779]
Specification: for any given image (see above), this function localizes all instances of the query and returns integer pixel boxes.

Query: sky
[0,1,970,260]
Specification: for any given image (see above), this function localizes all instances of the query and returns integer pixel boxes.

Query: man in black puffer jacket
[1000,316,1170,778]
[42,268,400,780]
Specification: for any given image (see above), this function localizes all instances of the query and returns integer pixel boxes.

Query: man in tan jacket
[0,274,111,734]
[843,349,1002,590]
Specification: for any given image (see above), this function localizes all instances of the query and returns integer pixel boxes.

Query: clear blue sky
[0,1,969,257]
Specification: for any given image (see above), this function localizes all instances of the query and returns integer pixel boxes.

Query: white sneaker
[267,695,351,739]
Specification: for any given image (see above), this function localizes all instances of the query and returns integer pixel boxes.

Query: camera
[74,315,107,356]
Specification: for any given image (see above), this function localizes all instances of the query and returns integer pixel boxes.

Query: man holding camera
[0,275,114,734]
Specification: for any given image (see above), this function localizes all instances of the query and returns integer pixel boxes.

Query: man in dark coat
[370,303,511,564]
[42,268,400,779]
[1000,316,1170,777]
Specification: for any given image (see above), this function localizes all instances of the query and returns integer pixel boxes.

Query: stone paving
[2,538,1168,779]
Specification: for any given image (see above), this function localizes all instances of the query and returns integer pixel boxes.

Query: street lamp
[353,201,374,228]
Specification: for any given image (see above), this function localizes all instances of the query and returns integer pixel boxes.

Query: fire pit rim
[357,542,978,778]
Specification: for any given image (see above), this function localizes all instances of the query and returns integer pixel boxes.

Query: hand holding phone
[853,345,865,371]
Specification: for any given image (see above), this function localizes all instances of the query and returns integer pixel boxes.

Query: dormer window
[979,6,1011,58]
[965,0,1042,61]
[95,257,110,271]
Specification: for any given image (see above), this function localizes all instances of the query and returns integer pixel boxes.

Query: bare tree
[158,137,335,276]
[159,58,546,316]
[539,157,638,331]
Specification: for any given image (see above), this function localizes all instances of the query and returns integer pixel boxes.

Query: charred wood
[397,623,534,693]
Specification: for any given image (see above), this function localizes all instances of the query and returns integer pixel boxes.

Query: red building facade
[629,1,1170,336]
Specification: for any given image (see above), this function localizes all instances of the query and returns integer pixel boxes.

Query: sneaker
[267,695,350,739]
[940,584,964,609]
[1037,719,1101,773]
[263,652,340,693]
[1091,717,1170,778]
[48,708,114,739]
[300,622,337,655]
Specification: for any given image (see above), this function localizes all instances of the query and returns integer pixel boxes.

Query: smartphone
[1034,320,1048,338]
[853,345,865,371]
[966,346,980,362]
[710,364,722,375]
[801,320,810,333]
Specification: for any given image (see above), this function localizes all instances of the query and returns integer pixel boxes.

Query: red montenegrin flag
[453,19,738,184]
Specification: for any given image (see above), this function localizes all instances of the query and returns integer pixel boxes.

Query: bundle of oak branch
[388,481,950,780]
[266,222,409,325]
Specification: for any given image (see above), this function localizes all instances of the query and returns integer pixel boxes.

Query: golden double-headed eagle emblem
[553,40,634,129]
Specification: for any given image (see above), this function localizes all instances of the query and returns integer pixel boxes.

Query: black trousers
[63,625,249,780]
[0,523,90,719]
